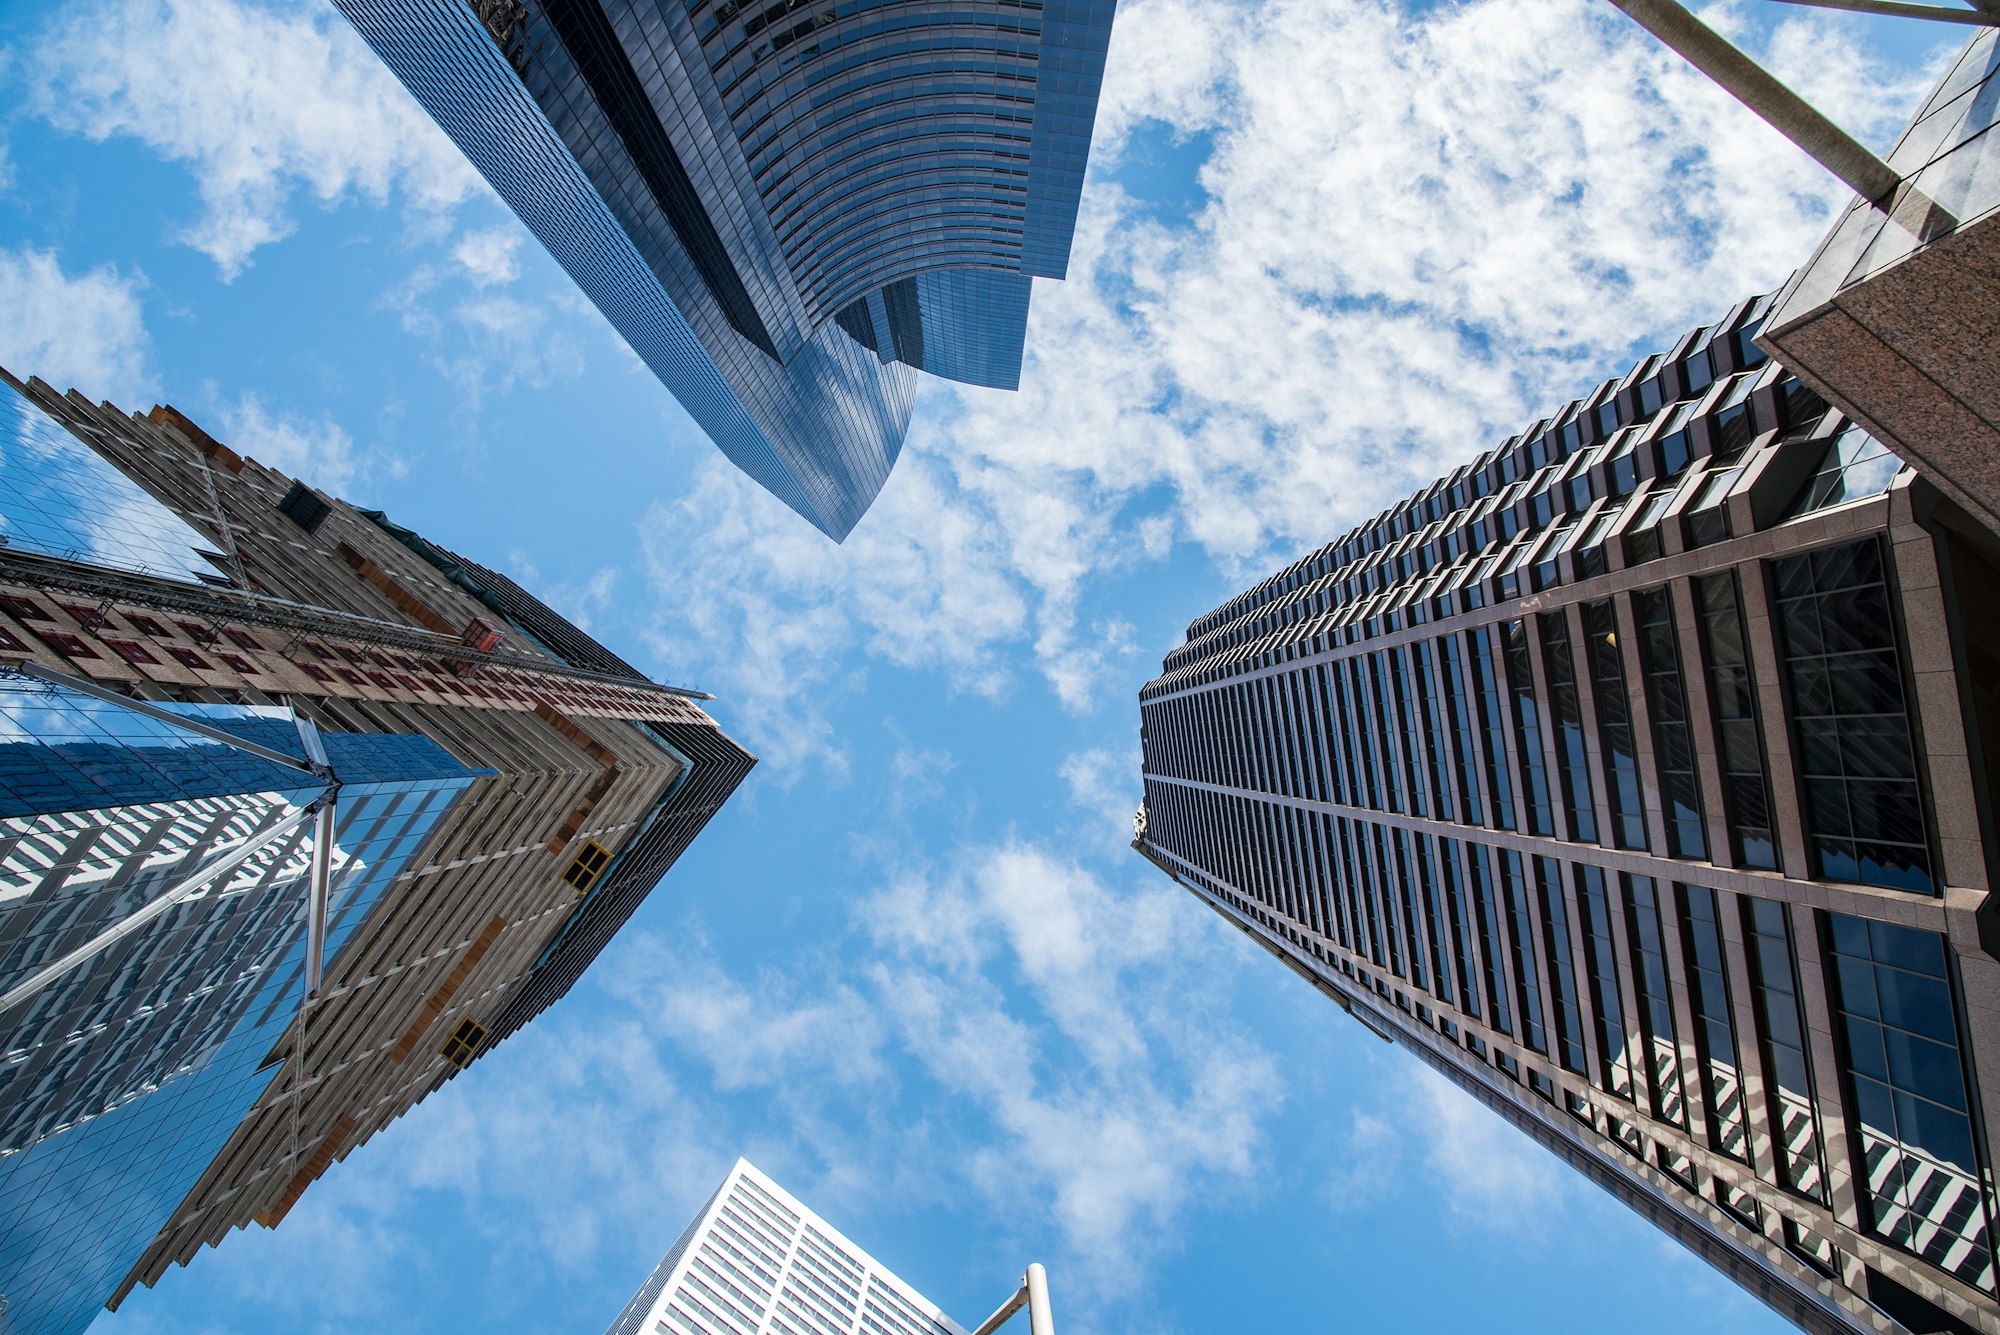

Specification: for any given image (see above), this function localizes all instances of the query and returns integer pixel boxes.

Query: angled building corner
[1135,299,2000,1335]
[332,0,1119,541]
[1759,31,2000,546]
[0,367,753,1335]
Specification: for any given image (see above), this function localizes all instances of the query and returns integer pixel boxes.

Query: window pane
[1826,913,1995,1292]
[1769,540,1932,893]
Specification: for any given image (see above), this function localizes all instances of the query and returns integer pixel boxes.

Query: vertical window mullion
[1537,856,1588,1076]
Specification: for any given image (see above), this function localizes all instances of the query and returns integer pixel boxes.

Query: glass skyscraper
[334,0,1119,541]
[1135,297,2000,1335]
[0,679,478,1335]
[0,367,756,1335]
[604,1158,966,1335]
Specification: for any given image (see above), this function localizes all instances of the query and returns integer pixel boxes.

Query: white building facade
[606,1160,966,1335]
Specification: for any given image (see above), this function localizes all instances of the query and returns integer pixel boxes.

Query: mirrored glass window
[1789,425,1907,518]
[1770,539,1933,893]
[0,383,220,585]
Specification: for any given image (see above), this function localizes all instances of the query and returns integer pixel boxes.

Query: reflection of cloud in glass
[0,379,221,583]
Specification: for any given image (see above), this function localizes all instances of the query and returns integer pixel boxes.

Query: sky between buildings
[0,1,1964,1331]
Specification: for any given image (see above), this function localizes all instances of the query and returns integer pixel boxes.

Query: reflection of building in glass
[1134,300,2000,1335]
[604,1158,966,1335]
[333,0,1117,540]
[0,367,756,1335]
[0,681,477,1335]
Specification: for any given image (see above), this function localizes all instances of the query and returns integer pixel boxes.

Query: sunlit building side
[605,1158,968,1335]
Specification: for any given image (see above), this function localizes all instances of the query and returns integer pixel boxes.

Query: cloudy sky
[0,1,1958,1332]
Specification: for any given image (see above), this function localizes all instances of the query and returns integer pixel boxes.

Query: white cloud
[26,0,481,278]
[451,225,524,288]
[639,0,1934,778]
[218,393,373,495]
[613,951,887,1096]
[0,247,152,402]
[885,729,956,820]
[638,452,1033,776]
[1403,1065,1573,1227]
[506,552,619,635]
[387,266,590,412]
[1322,1061,1575,1236]
[313,839,1285,1311]
[1060,745,1143,856]
[858,843,1283,1293]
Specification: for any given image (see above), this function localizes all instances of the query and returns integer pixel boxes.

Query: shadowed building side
[1136,301,2000,1335]
[0,369,754,1335]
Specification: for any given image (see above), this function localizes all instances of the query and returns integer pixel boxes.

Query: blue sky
[0,1,1961,1332]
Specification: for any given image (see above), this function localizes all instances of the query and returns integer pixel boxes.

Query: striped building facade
[604,1158,965,1335]
[1136,298,2000,1335]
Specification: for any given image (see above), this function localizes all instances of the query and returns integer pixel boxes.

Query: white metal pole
[303,799,337,995]
[967,1284,1028,1335]
[1025,1264,1053,1335]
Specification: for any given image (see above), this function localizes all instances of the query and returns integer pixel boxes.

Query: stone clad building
[0,368,754,1335]
[1135,298,2000,1335]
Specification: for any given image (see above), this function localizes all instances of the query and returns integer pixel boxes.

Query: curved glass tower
[336,0,1117,540]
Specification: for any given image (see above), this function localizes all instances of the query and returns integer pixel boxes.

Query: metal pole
[303,800,337,994]
[1025,1264,1054,1335]
[0,802,319,1014]
[1606,0,1904,203]
[967,1266,1052,1335]
[967,1285,1028,1335]
[13,660,325,774]
[1763,0,2000,23]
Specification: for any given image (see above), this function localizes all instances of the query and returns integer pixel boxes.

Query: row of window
[1141,781,1993,1293]
[1141,539,1935,895]
[1153,369,1838,693]
[1174,301,1770,655]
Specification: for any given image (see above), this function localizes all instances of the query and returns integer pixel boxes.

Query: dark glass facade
[1135,298,2000,1335]
[0,370,756,1334]
[334,0,1117,540]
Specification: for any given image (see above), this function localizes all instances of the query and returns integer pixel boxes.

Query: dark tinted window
[1770,540,1932,893]
[1827,914,1995,1291]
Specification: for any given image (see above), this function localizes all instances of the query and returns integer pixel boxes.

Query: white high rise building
[605,1159,967,1335]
